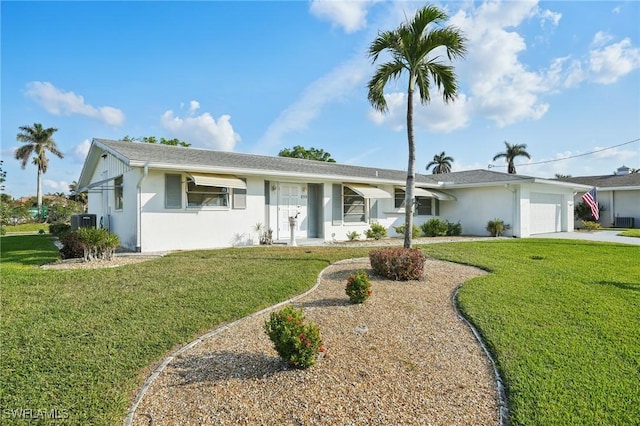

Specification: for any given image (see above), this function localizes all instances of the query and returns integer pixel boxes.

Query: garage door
[530,193,562,234]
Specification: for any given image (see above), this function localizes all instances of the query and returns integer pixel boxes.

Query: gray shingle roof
[557,173,640,188]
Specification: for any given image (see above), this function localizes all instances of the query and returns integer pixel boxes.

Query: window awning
[345,183,393,199]
[187,173,246,189]
[414,187,456,201]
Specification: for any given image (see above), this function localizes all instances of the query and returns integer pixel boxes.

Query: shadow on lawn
[595,281,640,292]
[0,235,59,267]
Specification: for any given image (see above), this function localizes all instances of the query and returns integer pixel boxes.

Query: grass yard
[618,228,640,238]
[2,222,51,234]
[422,239,640,426]
[1,235,638,425]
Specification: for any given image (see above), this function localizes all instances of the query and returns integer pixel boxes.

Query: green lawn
[2,235,638,425]
[422,239,640,426]
[618,228,640,238]
[2,222,50,234]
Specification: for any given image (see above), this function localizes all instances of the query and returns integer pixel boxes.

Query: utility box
[71,214,97,230]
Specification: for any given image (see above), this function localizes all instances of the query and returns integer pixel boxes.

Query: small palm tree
[367,4,466,248]
[426,151,454,174]
[15,123,63,218]
[493,141,531,174]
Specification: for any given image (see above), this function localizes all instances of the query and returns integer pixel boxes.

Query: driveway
[534,230,640,245]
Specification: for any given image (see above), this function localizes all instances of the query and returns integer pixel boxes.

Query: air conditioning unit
[71,214,97,230]
[614,217,634,228]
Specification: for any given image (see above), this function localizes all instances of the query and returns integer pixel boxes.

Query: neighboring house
[558,166,640,228]
[77,139,591,252]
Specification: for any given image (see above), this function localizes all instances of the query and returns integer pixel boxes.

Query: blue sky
[2,0,639,198]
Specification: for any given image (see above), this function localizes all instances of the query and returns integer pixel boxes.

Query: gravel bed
[130,257,498,425]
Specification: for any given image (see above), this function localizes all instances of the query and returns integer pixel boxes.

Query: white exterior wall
[613,190,640,227]
[138,171,266,252]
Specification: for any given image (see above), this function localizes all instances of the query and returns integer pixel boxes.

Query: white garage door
[530,192,562,234]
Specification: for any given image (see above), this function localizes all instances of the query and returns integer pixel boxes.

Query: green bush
[345,270,372,304]
[264,305,324,369]
[581,220,601,230]
[346,230,361,241]
[486,218,505,237]
[421,218,448,237]
[446,220,463,236]
[49,222,71,237]
[365,223,387,240]
[59,231,85,259]
[393,224,422,238]
[369,247,427,281]
[76,228,120,261]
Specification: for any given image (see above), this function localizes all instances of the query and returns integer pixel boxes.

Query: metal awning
[412,187,457,201]
[345,183,393,199]
[187,173,246,189]
[80,176,118,192]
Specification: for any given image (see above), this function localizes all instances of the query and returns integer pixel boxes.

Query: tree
[278,145,336,162]
[0,160,6,191]
[492,141,531,174]
[367,5,466,248]
[554,174,571,179]
[122,135,191,147]
[69,180,88,212]
[426,151,454,174]
[15,123,63,218]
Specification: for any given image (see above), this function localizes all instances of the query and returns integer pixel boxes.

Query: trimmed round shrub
[421,218,448,237]
[445,220,462,236]
[49,222,71,237]
[369,247,427,281]
[345,270,372,304]
[264,305,324,369]
[365,223,387,240]
[393,224,422,239]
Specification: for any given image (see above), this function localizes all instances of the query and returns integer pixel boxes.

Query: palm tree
[15,123,63,218]
[69,180,88,212]
[368,5,466,248]
[492,141,531,174]
[426,151,454,174]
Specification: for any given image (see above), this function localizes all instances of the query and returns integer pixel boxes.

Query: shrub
[59,231,85,259]
[76,228,120,261]
[446,220,463,236]
[581,220,601,231]
[345,270,372,304]
[346,230,361,241]
[393,224,422,239]
[421,218,448,237]
[264,305,324,369]
[49,222,71,237]
[365,223,387,240]
[575,201,604,221]
[486,218,505,237]
[369,247,427,281]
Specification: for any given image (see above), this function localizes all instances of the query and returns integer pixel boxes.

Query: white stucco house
[559,166,640,228]
[77,139,592,252]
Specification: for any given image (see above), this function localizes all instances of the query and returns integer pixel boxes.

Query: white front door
[277,184,302,240]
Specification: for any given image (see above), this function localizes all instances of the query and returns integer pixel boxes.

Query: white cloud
[588,38,640,84]
[612,6,621,14]
[258,57,367,150]
[591,31,614,48]
[25,81,125,126]
[43,179,69,192]
[309,0,377,33]
[369,92,470,133]
[160,103,240,151]
[73,139,91,162]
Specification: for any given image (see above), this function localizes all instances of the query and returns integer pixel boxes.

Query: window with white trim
[114,176,123,210]
[343,186,366,223]
[165,174,182,209]
[394,188,434,216]
[187,181,228,207]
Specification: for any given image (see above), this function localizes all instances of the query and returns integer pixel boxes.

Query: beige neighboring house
[559,166,640,228]
[77,139,592,253]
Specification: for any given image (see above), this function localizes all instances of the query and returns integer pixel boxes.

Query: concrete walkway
[534,230,640,245]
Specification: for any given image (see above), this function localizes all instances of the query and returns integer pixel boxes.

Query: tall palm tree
[426,151,454,174]
[368,5,466,248]
[492,141,531,174]
[15,123,63,218]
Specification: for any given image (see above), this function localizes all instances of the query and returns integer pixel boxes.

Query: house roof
[557,172,640,190]
[78,139,590,191]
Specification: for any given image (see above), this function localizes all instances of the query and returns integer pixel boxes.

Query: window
[395,188,434,216]
[187,181,228,207]
[232,187,246,209]
[165,174,182,209]
[114,176,123,210]
[343,187,366,223]
[394,188,406,208]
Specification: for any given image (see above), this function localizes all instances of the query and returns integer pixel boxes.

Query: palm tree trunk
[404,81,416,249]
[37,168,43,219]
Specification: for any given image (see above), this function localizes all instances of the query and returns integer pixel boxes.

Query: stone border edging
[123,258,360,426]
[452,285,510,426]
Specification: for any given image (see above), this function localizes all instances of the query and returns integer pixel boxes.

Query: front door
[277,184,302,240]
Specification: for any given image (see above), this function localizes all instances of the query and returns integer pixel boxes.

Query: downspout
[136,163,149,252]
[505,184,518,237]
